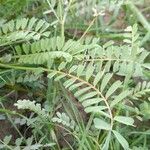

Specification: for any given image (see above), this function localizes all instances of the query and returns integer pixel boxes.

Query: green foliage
[52,112,77,130]
[14,99,48,118]
[0,135,55,150]
[13,37,89,64]
[0,0,27,19]
[0,17,51,47]
[0,0,150,150]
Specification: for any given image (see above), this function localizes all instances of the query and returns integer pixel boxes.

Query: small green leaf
[123,39,132,44]
[103,41,114,49]
[112,130,129,150]
[42,31,51,37]
[40,22,50,33]
[101,73,113,92]
[106,81,122,98]
[8,20,15,32]
[21,18,29,29]
[93,71,104,86]
[85,106,107,113]
[77,64,85,76]
[79,91,97,102]
[22,44,30,54]
[35,20,45,31]
[113,61,119,72]
[16,19,22,30]
[94,118,111,130]
[102,131,111,150]
[110,90,131,107]
[15,138,23,146]
[104,61,111,72]
[47,72,57,79]
[62,39,73,52]
[3,135,12,144]
[114,116,134,126]
[27,17,37,29]
[82,98,103,107]
[69,65,78,73]
[58,62,67,70]
[86,62,94,81]
[142,63,150,70]
[69,82,84,91]
[63,78,76,88]
[15,46,22,55]
[74,87,91,97]
[57,36,64,50]
[54,74,66,81]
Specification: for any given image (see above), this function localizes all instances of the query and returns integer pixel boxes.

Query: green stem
[125,1,150,32]
[46,0,60,21]
[125,1,150,45]
[0,63,41,71]
[0,63,113,128]
[0,102,24,138]
[141,31,150,46]
[79,17,97,41]
[61,20,65,39]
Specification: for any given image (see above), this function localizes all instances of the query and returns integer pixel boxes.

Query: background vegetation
[0,0,150,149]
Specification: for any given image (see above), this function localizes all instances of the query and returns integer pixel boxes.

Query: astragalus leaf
[94,118,111,130]
[112,130,129,150]
[110,90,131,108]
[114,116,134,126]
[106,81,122,98]
[100,73,113,92]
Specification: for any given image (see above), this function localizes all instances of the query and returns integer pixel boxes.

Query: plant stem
[46,0,60,21]
[0,63,113,128]
[79,17,97,41]
[126,1,150,31]
[125,1,150,45]
[0,102,24,138]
